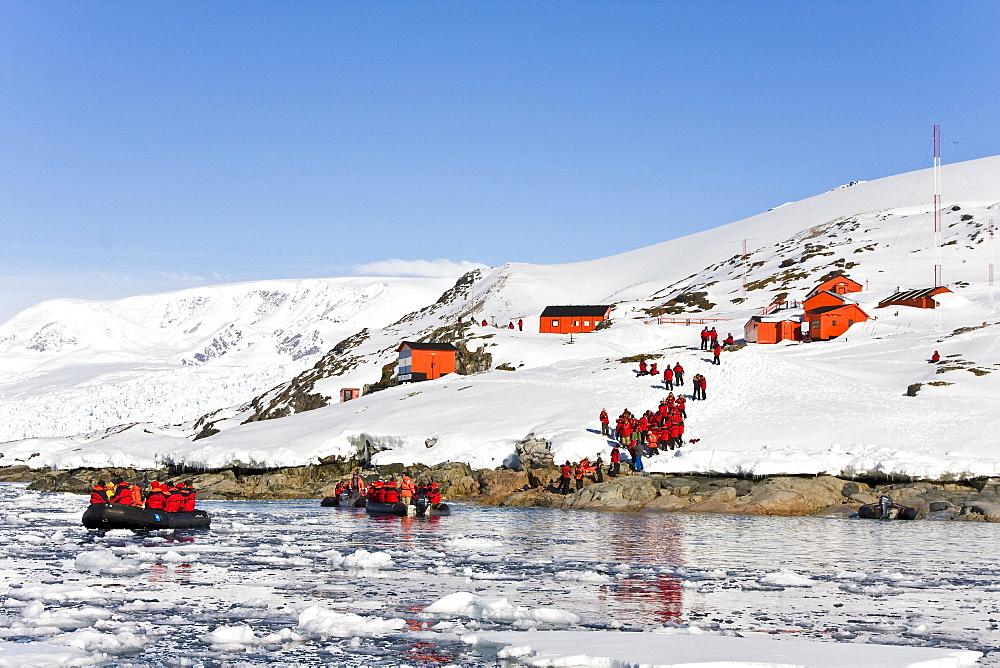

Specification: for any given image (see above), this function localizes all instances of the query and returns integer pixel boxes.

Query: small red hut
[340,388,360,402]
[877,286,952,310]
[397,342,457,382]
[744,315,803,344]
[539,305,612,334]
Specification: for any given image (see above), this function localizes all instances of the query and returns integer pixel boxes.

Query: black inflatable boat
[858,496,917,520]
[364,501,411,516]
[82,503,211,531]
[320,492,366,508]
[414,496,451,516]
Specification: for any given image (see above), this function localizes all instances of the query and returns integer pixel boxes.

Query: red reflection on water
[148,562,193,583]
[601,515,686,623]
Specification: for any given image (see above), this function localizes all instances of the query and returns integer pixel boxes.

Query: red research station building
[877,286,952,310]
[539,305,612,334]
[397,342,457,382]
[745,275,870,343]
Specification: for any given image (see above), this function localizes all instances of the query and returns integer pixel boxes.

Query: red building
[746,274,869,343]
[397,342,457,382]
[744,315,803,344]
[877,286,951,310]
[539,305,612,334]
[340,388,360,402]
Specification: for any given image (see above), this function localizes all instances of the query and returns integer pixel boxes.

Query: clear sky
[1,1,998,321]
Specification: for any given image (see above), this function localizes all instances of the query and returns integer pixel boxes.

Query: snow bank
[468,629,983,667]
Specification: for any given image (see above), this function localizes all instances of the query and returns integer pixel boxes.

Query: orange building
[340,388,360,402]
[539,305,612,334]
[805,275,863,299]
[747,274,869,343]
[877,286,951,310]
[805,301,869,340]
[744,316,803,344]
[397,342,457,382]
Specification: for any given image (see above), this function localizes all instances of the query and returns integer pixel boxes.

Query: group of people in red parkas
[558,456,604,494]
[699,328,736,365]
[637,360,685,390]
[361,475,441,505]
[459,316,524,331]
[89,479,196,512]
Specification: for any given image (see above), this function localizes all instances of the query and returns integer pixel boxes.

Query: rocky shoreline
[5,458,1000,522]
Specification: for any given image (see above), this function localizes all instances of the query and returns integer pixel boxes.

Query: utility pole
[990,219,996,302]
[742,239,748,298]
[933,125,943,332]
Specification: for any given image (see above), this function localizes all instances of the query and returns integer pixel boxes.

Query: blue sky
[1,1,998,321]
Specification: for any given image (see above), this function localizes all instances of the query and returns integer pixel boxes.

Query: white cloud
[151,271,206,286]
[354,259,488,278]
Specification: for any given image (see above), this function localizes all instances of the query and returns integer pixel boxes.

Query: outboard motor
[878,495,893,520]
[414,493,429,516]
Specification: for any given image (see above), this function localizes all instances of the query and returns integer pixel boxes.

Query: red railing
[644,317,733,325]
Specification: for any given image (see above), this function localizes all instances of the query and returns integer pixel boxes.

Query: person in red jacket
[599,409,609,436]
[700,328,709,350]
[638,360,648,376]
[164,484,185,512]
[481,319,488,327]
[663,366,674,391]
[518,319,523,331]
[697,375,707,400]
[89,481,110,504]
[609,446,622,477]
[709,328,718,344]
[712,343,722,365]
[723,333,735,346]
[383,481,400,504]
[181,481,197,511]
[559,461,573,494]
[673,363,684,386]
[669,422,683,449]
[427,483,442,504]
[111,480,136,505]
[931,350,940,363]
[145,482,166,510]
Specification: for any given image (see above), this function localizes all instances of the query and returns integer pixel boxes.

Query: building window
[583,320,591,327]
[573,320,580,327]
[811,320,819,329]
[832,320,838,327]
[552,320,559,328]
[848,319,855,326]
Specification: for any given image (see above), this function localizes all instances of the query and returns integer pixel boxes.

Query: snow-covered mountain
[3,156,999,479]
[0,277,454,442]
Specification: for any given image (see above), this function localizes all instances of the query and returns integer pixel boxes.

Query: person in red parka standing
[610,446,622,477]
[700,328,710,350]
[712,342,722,365]
[599,409,609,436]
[673,362,684,386]
[559,461,573,494]
[663,365,674,391]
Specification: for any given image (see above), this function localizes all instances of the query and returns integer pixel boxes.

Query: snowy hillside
[0,277,453,442]
[3,156,999,479]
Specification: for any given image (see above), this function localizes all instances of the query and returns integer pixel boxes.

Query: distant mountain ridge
[0,276,454,442]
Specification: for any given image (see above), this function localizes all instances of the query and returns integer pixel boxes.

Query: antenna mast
[742,239,748,298]
[933,125,942,332]
[990,218,996,302]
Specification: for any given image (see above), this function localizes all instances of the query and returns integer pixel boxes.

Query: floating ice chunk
[0,639,100,667]
[839,582,903,596]
[46,628,149,654]
[423,592,580,626]
[12,585,108,604]
[342,549,393,570]
[202,624,259,651]
[758,569,813,587]
[443,536,502,551]
[296,605,405,638]
[74,549,121,573]
[553,570,611,584]
[159,550,195,563]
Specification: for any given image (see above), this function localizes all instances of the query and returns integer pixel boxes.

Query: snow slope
[2,156,999,479]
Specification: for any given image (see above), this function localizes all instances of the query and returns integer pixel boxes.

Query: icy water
[2,483,1000,666]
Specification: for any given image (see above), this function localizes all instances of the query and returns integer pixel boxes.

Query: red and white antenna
[989,218,996,302]
[933,125,943,332]
[933,125,942,288]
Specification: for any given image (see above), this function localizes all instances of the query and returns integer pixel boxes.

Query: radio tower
[741,239,748,298]
[990,219,996,302]
[933,125,943,332]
